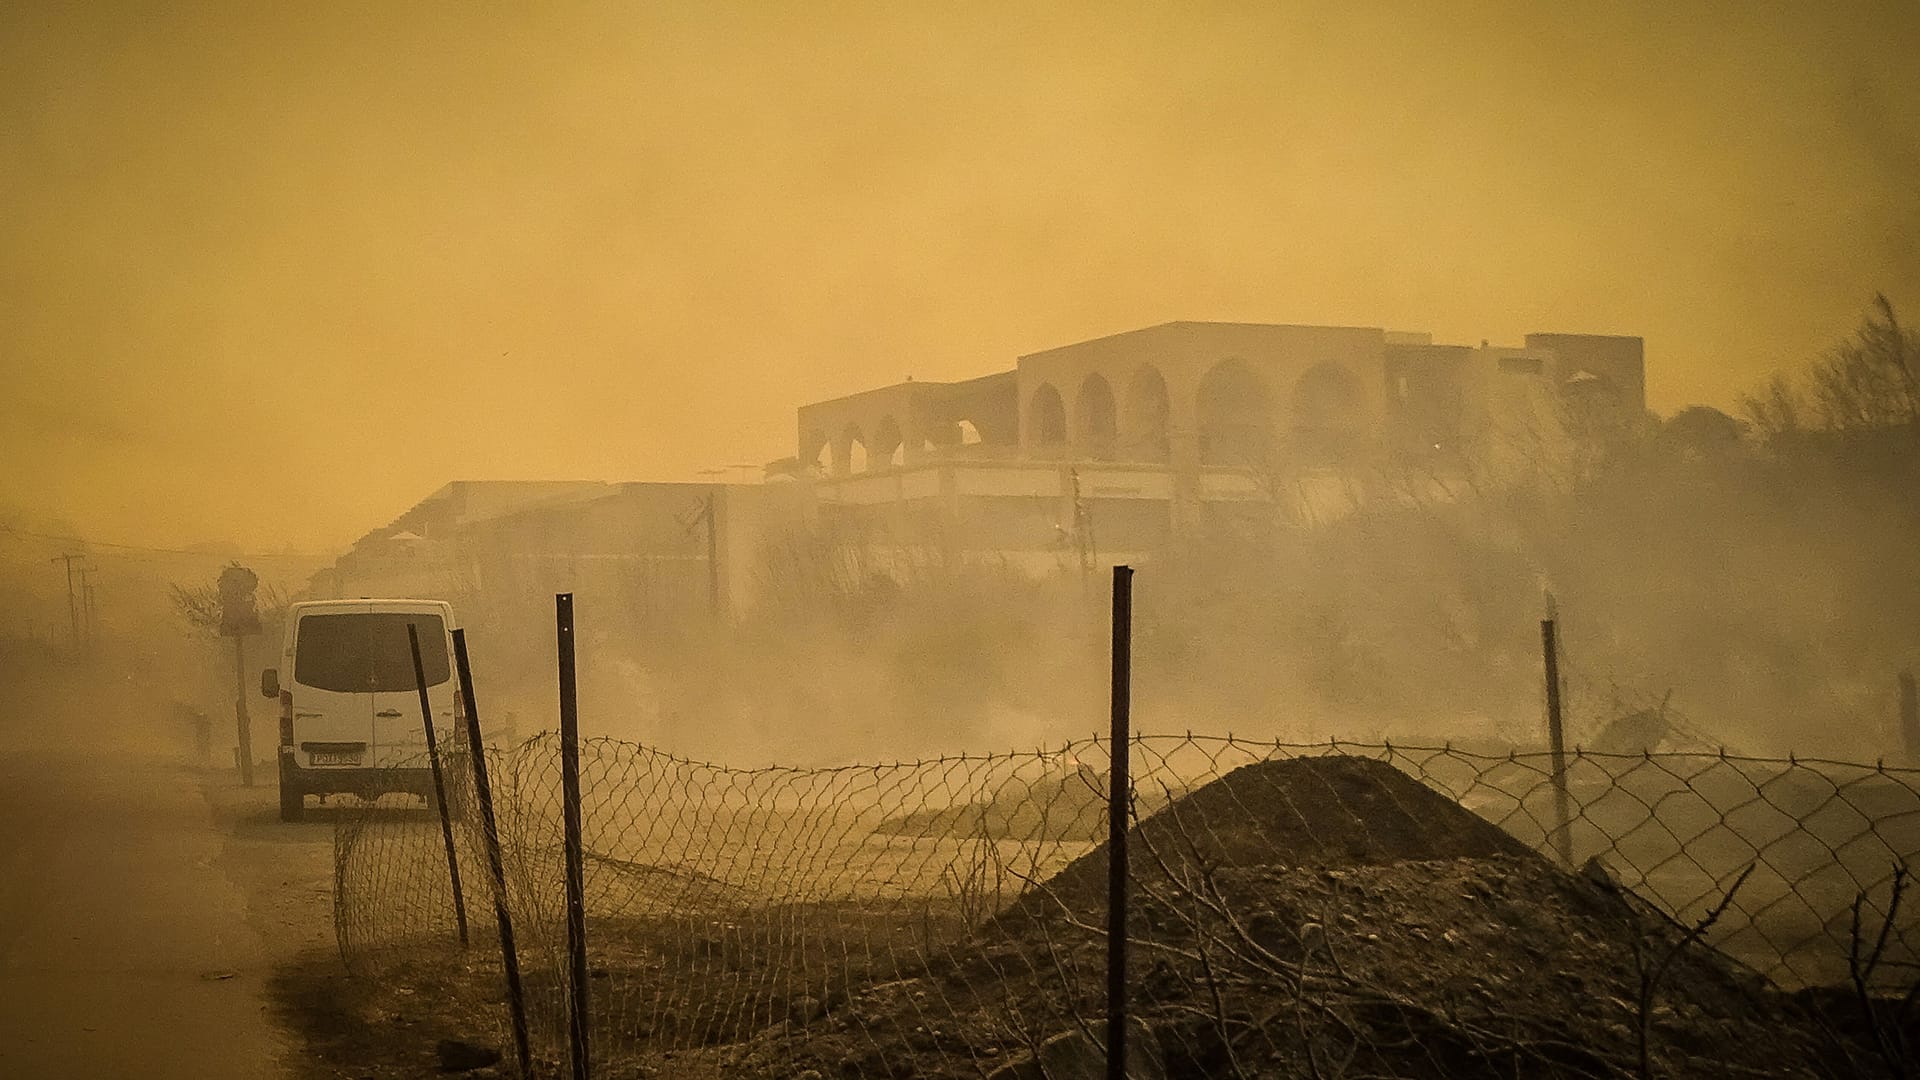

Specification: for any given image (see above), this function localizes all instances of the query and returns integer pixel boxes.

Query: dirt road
[0,666,336,1078]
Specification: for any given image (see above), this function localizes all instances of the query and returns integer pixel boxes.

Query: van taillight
[279,690,294,747]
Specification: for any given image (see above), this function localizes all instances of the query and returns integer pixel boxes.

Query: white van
[259,599,460,822]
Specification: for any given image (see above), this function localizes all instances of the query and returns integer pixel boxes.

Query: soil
[874,765,1179,843]
[1001,755,1536,919]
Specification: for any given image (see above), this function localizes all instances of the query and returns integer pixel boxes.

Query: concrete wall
[1382,341,1568,491]
[796,373,1020,477]
[1015,322,1392,469]
[316,481,789,633]
[1525,332,1647,415]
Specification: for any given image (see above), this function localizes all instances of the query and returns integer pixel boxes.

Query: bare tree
[1742,372,1805,441]
[168,566,288,640]
[1743,295,1919,439]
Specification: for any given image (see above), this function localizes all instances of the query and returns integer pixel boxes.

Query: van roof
[290,598,452,610]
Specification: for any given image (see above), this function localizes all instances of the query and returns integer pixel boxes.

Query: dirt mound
[1008,755,1535,917]
[684,854,1845,1079]
[874,765,1181,842]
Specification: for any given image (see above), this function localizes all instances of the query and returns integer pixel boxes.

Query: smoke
[2,3,1916,551]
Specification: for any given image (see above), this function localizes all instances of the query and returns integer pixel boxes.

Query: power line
[0,523,314,561]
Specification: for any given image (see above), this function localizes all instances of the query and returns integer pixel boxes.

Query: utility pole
[679,493,723,620]
[1069,469,1095,584]
[51,553,82,650]
[73,564,99,653]
[705,492,720,620]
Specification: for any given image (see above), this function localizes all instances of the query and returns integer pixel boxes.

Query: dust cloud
[3,3,1918,550]
[1,3,1917,764]
[555,367,1920,767]
[4,10,1920,1076]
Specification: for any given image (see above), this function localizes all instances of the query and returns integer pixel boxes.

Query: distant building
[307,481,618,601]
[776,321,1643,567]
[314,321,1645,620]
[309,480,787,627]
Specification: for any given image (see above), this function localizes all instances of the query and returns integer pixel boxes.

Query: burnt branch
[1633,863,1755,1079]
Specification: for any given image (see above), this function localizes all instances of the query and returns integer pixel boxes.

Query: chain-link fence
[334,731,1920,1079]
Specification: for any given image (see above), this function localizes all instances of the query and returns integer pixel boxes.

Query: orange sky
[3,2,1916,550]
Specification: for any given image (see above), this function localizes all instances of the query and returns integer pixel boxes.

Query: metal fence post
[409,623,468,948]
[557,594,592,1080]
[1541,617,1574,864]
[452,629,532,1080]
[1108,565,1132,1080]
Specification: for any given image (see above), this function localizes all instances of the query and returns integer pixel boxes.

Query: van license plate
[310,751,362,766]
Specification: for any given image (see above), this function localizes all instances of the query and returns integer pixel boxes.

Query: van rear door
[289,604,375,768]
[364,606,456,769]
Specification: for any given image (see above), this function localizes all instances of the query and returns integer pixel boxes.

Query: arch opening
[873,415,905,468]
[1197,359,1273,467]
[836,422,867,476]
[802,429,830,476]
[1292,363,1363,464]
[1075,374,1118,459]
[1030,384,1067,447]
[1123,366,1170,462]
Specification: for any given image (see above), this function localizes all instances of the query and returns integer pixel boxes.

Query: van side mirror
[260,668,280,699]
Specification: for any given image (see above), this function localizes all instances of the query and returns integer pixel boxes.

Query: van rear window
[294,613,451,692]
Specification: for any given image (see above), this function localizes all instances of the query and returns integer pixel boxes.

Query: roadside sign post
[231,636,252,786]
[218,564,262,787]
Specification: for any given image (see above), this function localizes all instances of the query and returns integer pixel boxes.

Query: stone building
[773,321,1643,567]
[313,321,1645,627]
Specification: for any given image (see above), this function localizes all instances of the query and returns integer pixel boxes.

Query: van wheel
[278,763,304,823]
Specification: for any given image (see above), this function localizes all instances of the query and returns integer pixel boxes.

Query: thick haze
[3,2,1916,551]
